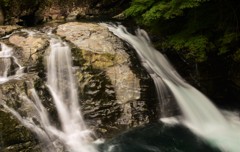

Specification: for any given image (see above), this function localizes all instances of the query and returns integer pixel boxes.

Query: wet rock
[57,22,120,54]
[0,110,40,152]
[0,75,41,151]
[106,65,141,125]
[0,25,21,37]
[0,29,49,151]
[58,22,157,137]
[0,22,159,149]
[9,34,48,65]
[106,65,140,104]
[0,57,11,76]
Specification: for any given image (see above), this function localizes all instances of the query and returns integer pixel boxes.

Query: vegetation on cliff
[125,0,240,63]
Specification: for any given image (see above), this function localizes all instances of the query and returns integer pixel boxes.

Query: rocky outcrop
[0,26,48,151]
[0,76,41,152]
[0,25,21,37]
[9,33,48,66]
[57,22,157,137]
[0,111,40,152]
[0,22,158,151]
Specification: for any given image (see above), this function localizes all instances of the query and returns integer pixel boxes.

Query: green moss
[73,48,116,69]
[0,110,38,151]
[125,0,240,63]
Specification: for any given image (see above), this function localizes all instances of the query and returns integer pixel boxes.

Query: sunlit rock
[0,25,21,37]
[57,22,155,137]
[9,34,48,65]
[0,22,159,151]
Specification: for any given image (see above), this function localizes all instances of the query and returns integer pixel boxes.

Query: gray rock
[9,33,49,66]
[57,22,157,137]
[0,22,159,151]
[0,25,21,37]
[0,75,41,152]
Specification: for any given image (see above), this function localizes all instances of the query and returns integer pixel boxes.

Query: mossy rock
[81,49,115,69]
[0,109,39,152]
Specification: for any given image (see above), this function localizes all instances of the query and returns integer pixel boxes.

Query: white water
[0,36,97,152]
[46,38,97,152]
[0,43,24,83]
[105,24,240,152]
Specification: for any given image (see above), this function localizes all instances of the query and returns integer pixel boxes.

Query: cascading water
[0,33,97,152]
[0,43,24,84]
[105,24,240,152]
[46,38,97,152]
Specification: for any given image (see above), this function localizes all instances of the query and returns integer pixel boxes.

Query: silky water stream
[105,24,240,152]
[0,32,97,152]
[0,42,24,84]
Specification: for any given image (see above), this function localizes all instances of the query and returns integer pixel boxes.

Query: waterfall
[45,38,97,152]
[105,24,240,152]
[0,37,97,152]
[0,43,24,84]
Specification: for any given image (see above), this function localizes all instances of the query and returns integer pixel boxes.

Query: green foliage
[166,34,208,62]
[125,0,208,24]
[218,33,238,55]
[233,49,240,62]
[125,0,240,63]
[124,0,154,17]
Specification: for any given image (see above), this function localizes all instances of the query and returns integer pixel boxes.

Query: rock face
[1,0,128,26]
[0,22,159,151]
[0,76,41,152]
[9,33,48,66]
[0,26,48,151]
[0,25,21,37]
[57,22,157,137]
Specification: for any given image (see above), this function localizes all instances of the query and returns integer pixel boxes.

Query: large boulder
[0,21,159,151]
[56,22,158,137]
